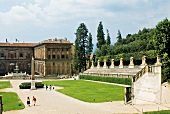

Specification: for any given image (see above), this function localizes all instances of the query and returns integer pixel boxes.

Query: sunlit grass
[0,92,25,111]
[43,80,124,103]
[0,81,12,89]
[0,81,25,111]
[144,110,170,114]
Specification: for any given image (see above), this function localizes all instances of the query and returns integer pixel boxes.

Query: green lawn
[43,80,124,103]
[144,110,170,114]
[0,81,12,89]
[0,81,25,111]
[0,92,25,111]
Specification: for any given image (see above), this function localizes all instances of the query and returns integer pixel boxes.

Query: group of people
[45,84,54,91]
[27,96,36,106]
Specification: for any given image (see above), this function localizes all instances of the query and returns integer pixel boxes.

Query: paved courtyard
[1,80,170,114]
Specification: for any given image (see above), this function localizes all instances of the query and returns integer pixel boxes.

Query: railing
[132,65,147,82]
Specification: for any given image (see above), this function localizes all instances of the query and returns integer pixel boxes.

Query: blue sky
[0,0,169,45]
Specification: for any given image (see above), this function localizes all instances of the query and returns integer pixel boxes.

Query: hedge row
[19,82,44,89]
[80,75,132,85]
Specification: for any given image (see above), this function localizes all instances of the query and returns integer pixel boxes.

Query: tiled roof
[0,43,38,47]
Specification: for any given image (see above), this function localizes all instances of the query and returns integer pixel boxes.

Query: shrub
[19,82,44,89]
[80,75,132,85]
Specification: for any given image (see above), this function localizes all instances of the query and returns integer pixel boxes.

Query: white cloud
[0,0,170,43]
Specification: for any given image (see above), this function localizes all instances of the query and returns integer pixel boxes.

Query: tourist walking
[49,85,52,90]
[32,96,36,106]
[46,84,48,91]
[27,97,30,106]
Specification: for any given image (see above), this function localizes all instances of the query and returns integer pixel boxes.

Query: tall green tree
[105,29,111,56]
[87,33,93,55]
[74,23,88,72]
[96,21,105,49]
[154,18,170,82]
[86,33,93,68]
[115,30,122,45]
[106,29,111,46]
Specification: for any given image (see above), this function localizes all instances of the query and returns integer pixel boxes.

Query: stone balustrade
[83,56,161,79]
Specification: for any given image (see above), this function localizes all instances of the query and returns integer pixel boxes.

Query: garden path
[1,80,170,114]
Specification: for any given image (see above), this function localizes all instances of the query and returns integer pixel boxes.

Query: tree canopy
[154,18,170,82]
[74,23,88,72]
[96,21,105,49]
[73,18,170,82]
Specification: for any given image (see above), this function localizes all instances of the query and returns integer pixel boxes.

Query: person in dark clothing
[46,84,48,91]
[27,97,30,106]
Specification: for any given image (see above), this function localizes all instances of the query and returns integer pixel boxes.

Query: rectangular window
[1,53,4,57]
[52,55,55,59]
[61,55,65,59]
[48,55,51,59]
[20,53,23,57]
[27,53,31,58]
[66,55,68,59]
[57,55,60,59]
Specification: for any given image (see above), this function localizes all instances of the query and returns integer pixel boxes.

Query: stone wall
[0,46,34,75]
[161,83,170,104]
[34,41,73,76]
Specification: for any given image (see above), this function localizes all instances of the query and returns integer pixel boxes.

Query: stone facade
[34,38,73,76]
[0,43,36,75]
[0,38,73,76]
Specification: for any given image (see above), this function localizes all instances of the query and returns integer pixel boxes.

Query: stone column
[97,60,100,68]
[110,59,115,68]
[119,58,123,68]
[129,57,134,68]
[44,63,46,76]
[154,56,162,74]
[44,47,46,59]
[103,59,107,68]
[140,55,147,68]
[90,60,94,69]
[154,56,162,104]
[31,56,36,90]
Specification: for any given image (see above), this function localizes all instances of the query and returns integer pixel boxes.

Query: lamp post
[31,56,36,90]
[27,63,31,74]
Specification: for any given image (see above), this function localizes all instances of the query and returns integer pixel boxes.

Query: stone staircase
[133,72,161,104]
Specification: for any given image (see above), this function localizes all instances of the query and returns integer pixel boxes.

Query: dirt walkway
[1,80,170,114]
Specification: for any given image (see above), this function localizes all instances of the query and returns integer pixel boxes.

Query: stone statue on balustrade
[103,59,107,68]
[97,60,100,68]
[119,58,124,68]
[110,59,115,68]
[140,55,147,68]
[90,60,94,69]
[155,56,162,66]
[129,57,134,68]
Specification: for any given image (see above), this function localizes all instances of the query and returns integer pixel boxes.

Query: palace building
[0,38,73,76]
